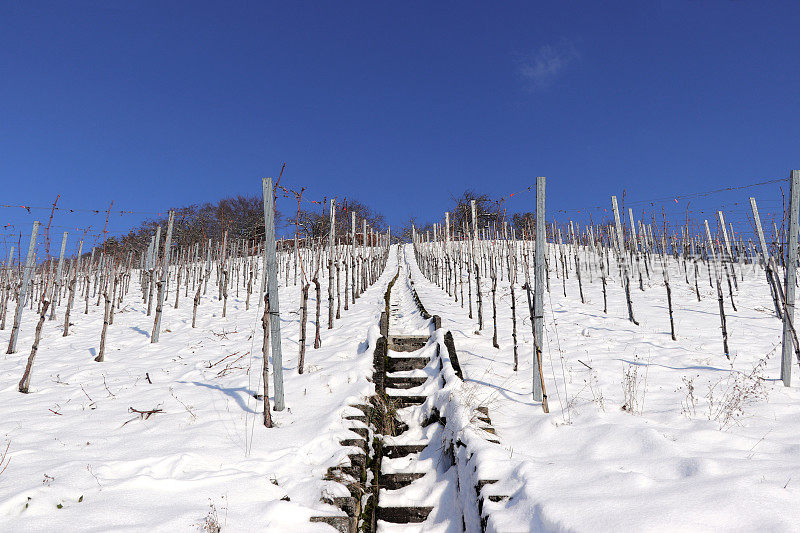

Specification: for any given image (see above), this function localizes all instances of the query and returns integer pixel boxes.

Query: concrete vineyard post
[750,197,784,317]
[533,177,546,410]
[263,177,285,411]
[351,212,357,301]
[612,196,638,325]
[328,199,335,329]
[718,211,738,289]
[147,226,161,316]
[471,200,483,330]
[362,219,367,295]
[781,170,800,386]
[51,232,68,319]
[7,221,39,354]
[151,211,174,343]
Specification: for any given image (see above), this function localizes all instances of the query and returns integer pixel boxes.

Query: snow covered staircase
[372,258,464,531]
[377,341,437,528]
[309,402,373,533]
[312,249,511,532]
[376,401,461,531]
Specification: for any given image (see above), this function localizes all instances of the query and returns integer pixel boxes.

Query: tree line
[100,195,387,257]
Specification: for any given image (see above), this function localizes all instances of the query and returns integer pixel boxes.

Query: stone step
[309,516,354,533]
[387,394,427,408]
[348,426,369,439]
[387,335,429,352]
[385,375,427,389]
[387,357,429,372]
[344,414,368,424]
[377,506,434,524]
[382,443,428,459]
[381,472,426,490]
[340,438,367,452]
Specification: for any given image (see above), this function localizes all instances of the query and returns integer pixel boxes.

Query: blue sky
[1,1,799,250]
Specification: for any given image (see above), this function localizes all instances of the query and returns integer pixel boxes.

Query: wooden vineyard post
[533,177,548,412]
[508,228,519,370]
[658,225,676,341]
[7,221,39,354]
[151,211,174,343]
[781,170,800,386]
[261,292,273,427]
[96,272,111,363]
[263,177,285,411]
[18,224,53,393]
[18,300,50,393]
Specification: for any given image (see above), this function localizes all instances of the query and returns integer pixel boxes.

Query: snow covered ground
[0,249,397,532]
[407,242,800,532]
[3,241,800,532]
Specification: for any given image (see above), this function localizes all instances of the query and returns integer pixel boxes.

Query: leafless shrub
[196,498,226,533]
[679,375,698,418]
[621,363,639,413]
[170,387,197,421]
[621,353,650,415]
[678,355,770,430]
[707,356,769,430]
[587,370,605,411]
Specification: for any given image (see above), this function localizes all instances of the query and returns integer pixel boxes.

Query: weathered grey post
[781,170,800,386]
[612,196,638,325]
[718,211,738,289]
[1,246,15,330]
[147,226,161,316]
[362,219,368,293]
[445,211,454,299]
[328,198,335,329]
[50,231,68,314]
[63,239,83,336]
[533,177,546,407]
[263,177,285,411]
[471,200,483,330]
[151,211,174,343]
[7,221,39,354]
[351,212,357,301]
[750,197,783,316]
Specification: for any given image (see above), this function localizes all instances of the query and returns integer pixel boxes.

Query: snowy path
[377,249,460,532]
[388,252,432,337]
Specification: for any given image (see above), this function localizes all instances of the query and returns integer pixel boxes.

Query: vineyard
[0,162,796,533]
[1,172,799,531]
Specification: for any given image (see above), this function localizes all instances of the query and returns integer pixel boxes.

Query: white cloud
[518,41,579,91]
